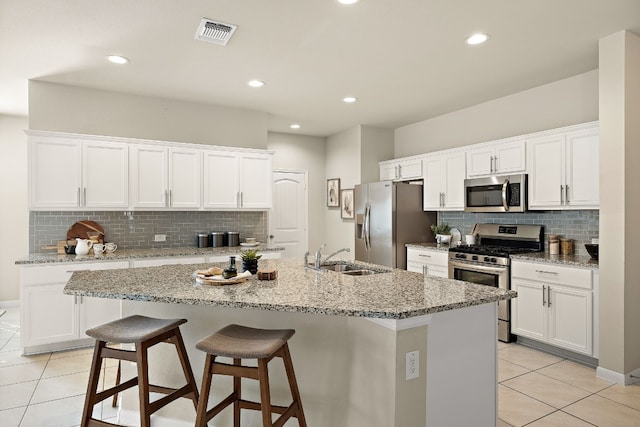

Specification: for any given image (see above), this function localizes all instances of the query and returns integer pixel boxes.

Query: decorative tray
[194,270,251,286]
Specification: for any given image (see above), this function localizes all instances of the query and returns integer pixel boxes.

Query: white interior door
[269,170,308,259]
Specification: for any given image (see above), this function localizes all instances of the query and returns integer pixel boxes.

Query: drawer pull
[418,254,431,258]
[535,269,559,275]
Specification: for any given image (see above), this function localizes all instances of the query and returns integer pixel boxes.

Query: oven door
[448,260,510,322]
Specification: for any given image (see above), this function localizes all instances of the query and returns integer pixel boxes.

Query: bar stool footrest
[93,377,139,405]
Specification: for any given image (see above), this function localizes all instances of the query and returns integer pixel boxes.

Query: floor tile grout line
[592,388,640,415]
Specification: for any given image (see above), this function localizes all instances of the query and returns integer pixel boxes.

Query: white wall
[29,81,268,148]
[325,126,361,255]
[0,114,29,303]
[267,132,326,251]
[598,30,640,379]
[394,70,599,156]
[360,126,394,184]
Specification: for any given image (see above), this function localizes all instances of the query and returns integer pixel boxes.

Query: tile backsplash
[439,210,599,257]
[30,211,268,253]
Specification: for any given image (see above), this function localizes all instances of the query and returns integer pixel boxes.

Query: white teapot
[75,238,93,255]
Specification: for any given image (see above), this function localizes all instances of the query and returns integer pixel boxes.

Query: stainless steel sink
[318,263,387,275]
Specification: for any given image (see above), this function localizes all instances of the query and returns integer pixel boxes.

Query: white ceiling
[1,0,640,137]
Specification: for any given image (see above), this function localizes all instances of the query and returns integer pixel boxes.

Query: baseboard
[597,366,640,386]
[515,336,598,367]
[0,300,19,308]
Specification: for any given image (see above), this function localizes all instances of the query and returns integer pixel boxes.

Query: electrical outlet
[154,234,166,242]
[406,350,419,380]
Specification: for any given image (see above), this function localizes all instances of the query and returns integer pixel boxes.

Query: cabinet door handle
[240,192,243,207]
[535,269,559,275]
[396,165,401,179]
[418,254,431,258]
[74,295,78,305]
[547,286,552,307]
[77,188,81,207]
[542,285,546,306]
[164,190,168,207]
[442,192,446,207]
[560,185,564,205]
[565,185,570,205]
[83,188,87,206]
[169,189,172,206]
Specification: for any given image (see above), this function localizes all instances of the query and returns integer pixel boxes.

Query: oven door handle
[502,179,509,211]
[449,260,507,275]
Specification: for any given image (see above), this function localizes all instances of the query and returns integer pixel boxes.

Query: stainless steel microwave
[464,174,527,213]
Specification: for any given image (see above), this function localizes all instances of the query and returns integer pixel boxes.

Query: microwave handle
[502,179,509,211]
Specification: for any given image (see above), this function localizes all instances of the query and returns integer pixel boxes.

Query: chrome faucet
[313,244,327,268]
[321,247,351,265]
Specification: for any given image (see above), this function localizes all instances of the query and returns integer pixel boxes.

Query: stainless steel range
[448,223,544,342]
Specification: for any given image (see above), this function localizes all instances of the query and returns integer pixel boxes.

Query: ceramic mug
[93,243,106,255]
[105,242,117,253]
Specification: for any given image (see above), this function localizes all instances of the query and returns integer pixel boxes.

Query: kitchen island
[64,258,516,427]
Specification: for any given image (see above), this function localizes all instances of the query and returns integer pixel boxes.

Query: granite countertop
[406,242,598,268]
[16,245,283,265]
[510,252,598,268]
[63,258,516,320]
[405,242,448,251]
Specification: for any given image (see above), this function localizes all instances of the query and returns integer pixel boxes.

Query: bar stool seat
[195,324,307,427]
[81,315,199,427]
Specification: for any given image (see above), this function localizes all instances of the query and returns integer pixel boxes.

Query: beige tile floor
[498,340,640,426]
[1,306,640,426]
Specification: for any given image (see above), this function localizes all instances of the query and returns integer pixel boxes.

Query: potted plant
[430,224,452,244]
[240,249,262,274]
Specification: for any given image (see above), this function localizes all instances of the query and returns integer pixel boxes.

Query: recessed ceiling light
[106,55,129,65]
[247,79,265,88]
[465,33,489,45]
[338,0,359,4]
[290,124,301,129]
[343,96,357,103]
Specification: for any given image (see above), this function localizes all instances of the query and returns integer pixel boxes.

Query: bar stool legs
[195,325,307,427]
[80,316,199,427]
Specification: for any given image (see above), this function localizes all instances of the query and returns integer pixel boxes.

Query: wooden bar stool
[194,324,307,427]
[81,315,199,427]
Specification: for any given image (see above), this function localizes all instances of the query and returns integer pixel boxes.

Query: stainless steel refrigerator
[355,181,437,269]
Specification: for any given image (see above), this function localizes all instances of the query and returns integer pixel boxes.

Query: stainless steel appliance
[355,181,437,269]
[448,223,544,342]
[464,174,527,213]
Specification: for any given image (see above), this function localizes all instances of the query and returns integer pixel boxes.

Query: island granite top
[16,245,283,265]
[64,258,516,320]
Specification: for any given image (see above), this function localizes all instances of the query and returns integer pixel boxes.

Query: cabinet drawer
[407,248,448,268]
[511,261,592,290]
[22,261,130,285]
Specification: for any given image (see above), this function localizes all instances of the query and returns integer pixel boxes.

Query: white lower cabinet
[20,261,129,354]
[511,260,594,356]
[406,247,448,277]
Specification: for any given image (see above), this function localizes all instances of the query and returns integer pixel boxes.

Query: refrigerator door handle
[364,203,371,250]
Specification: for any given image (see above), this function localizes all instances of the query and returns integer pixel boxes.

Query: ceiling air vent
[195,18,237,46]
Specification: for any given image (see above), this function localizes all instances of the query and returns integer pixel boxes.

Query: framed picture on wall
[340,189,354,219]
[327,178,340,207]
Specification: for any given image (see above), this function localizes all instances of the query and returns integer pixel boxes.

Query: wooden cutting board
[66,220,105,242]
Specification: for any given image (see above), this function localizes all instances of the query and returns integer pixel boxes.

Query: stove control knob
[456,253,465,259]
[484,256,491,262]
[471,255,478,261]
[491,258,497,263]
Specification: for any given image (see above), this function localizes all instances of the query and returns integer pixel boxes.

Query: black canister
[210,231,225,247]
[197,232,209,248]
[227,231,240,247]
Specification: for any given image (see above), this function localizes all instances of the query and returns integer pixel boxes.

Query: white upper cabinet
[204,151,272,210]
[130,145,201,209]
[379,157,423,181]
[423,151,465,211]
[466,138,526,178]
[527,122,599,210]
[29,133,128,210]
